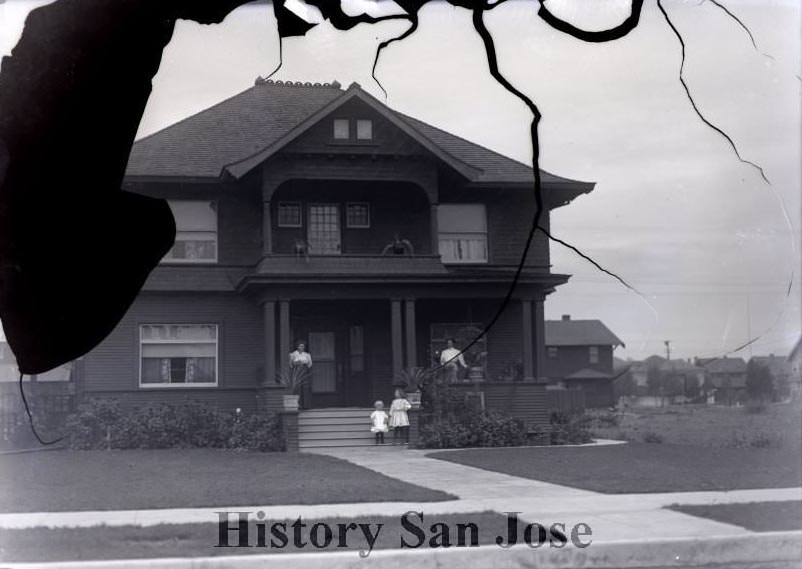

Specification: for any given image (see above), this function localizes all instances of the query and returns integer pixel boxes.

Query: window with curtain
[140,324,218,386]
[437,204,488,264]
[162,201,217,263]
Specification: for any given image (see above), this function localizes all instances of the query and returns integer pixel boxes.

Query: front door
[308,331,341,407]
[307,204,341,255]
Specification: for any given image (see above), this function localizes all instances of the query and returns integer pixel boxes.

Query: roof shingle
[126,80,593,189]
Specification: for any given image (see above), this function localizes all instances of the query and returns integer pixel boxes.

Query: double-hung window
[140,324,218,387]
[437,204,488,264]
[163,201,218,263]
[589,346,599,364]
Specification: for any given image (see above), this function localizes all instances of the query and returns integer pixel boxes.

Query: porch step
[298,407,396,450]
[298,408,374,419]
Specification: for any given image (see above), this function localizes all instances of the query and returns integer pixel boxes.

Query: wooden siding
[545,345,615,378]
[450,382,548,434]
[81,293,263,393]
[125,178,262,266]
[81,388,261,413]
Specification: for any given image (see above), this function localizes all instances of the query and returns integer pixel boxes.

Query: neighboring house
[543,315,624,408]
[789,337,802,401]
[750,354,793,400]
[622,355,705,406]
[697,356,747,405]
[76,79,594,441]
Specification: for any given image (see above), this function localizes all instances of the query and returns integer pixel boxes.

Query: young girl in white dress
[389,388,412,445]
[370,400,389,444]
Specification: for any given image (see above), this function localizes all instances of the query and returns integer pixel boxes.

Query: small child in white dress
[389,388,412,445]
[370,400,389,444]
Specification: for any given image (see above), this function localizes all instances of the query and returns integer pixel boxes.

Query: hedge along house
[79,79,593,448]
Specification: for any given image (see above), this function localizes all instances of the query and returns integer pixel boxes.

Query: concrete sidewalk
[310,446,801,541]
[1,445,799,544]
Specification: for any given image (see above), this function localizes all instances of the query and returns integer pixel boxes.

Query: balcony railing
[256,254,449,276]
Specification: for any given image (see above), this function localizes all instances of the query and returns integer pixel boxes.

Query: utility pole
[664,340,671,361]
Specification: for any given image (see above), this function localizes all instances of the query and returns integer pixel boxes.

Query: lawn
[590,403,802,449]
[427,443,802,493]
[667,501,802,532]
[0,513,511,562]
[0,450,453,513]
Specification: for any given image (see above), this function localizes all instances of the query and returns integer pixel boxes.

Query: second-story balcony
[256,253,448,277]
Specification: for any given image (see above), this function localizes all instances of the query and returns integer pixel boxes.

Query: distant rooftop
[545,315,624,347]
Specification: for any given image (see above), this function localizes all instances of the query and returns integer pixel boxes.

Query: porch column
[533,298,546,381]
[404,298,417,369]
[279,300,291,375]
[521,299,535,381]
[430,204,439,256]
[263,300,276,385]
[262,200,272,255]
[391,298,403,379]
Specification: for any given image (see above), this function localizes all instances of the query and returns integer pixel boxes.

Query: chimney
[561,314,570,321]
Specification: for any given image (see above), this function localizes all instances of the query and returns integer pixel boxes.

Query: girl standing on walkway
[370,400,389,444]
[389,388,412,445]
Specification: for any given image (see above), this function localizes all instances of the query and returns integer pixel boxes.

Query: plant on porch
[276,365,311,411]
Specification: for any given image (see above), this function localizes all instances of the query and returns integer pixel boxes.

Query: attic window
[356,119,373,140]
[333,119,350,140]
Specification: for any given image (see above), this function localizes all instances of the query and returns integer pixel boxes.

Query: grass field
[590,402,802,449]
[0,449,453,513]
[0,513,511,562]
[427,443,801,493]
[667,501,802,532]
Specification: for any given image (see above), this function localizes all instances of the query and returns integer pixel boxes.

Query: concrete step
[298,430,376,441]
[298,416,373,426]
[298,424,371,434]
[299,408,373,419]
[299,439,400,449]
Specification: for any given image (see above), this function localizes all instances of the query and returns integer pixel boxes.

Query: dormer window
[356,119,373,140]
[333,119,350,140]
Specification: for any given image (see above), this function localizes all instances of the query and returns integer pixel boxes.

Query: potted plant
[276,365,310,411]
[394,367,430,408]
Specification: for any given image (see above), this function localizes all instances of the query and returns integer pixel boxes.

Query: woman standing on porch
[289,342,312,407]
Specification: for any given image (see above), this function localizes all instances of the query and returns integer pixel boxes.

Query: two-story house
[697,356,748,405]
[543,315,624,408]
[76,79,593,447]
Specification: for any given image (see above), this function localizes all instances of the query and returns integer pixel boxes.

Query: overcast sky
[2,0,800,361]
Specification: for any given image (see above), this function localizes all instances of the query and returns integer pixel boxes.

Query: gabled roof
[750,355,792,377]
[126,79,595,191]
[698,357,747,374]
[544,319,624,347]
[565,368,613,380]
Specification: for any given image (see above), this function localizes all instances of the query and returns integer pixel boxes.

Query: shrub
[643,431,664,444]
[65,400,284,451]
[550,411,593,445]
[746,403,767,415]
[418,411,527,449]
[750,431,780,449]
